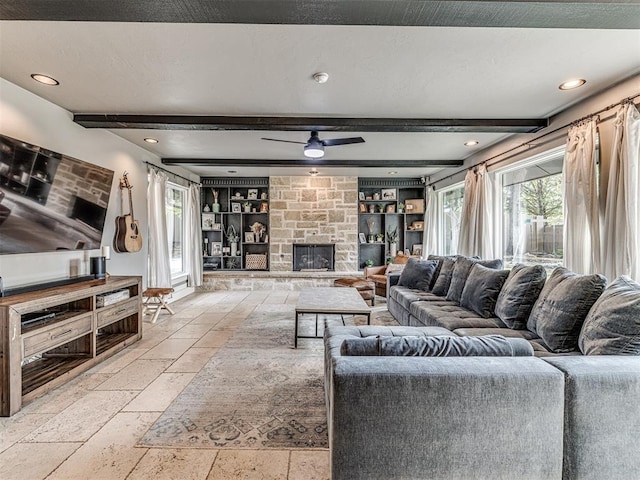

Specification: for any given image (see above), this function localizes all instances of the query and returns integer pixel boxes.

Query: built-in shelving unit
[0,276,142,416]
[358,178,425,269]
[200,177,270,271]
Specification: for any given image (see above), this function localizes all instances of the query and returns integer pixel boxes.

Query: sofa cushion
[340,334,533,357]
[454,327,540,340]
[460,264,510,318]
[409,301,506,329]
[494,264,547,330]
[431,257,457,296]
[389,286,444,310]
[578,275,640,355]
[529,267,606,353]
[446,257,503,303]
[397,258,438,291]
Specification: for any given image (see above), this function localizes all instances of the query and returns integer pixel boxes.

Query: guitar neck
[127,187,135,222]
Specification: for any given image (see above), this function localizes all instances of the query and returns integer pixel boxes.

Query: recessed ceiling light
[309,168,319,176]
[559,79,586,90]
[312,72,329,84]
[464,140,479,147]
[388,171,398,175]
[143,137,159,144]
[227,170,237,174]
[30,73,59,86]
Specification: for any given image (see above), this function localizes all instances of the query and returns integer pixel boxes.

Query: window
[439,184,464,255]
[498,147,564,270]
[166,183,187,277]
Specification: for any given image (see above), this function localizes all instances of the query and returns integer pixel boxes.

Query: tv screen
[0,134,115,254]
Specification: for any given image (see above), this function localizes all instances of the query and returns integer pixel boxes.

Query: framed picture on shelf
[202,213,215,230]
[213,223,221,230]
[412,220,425,231]
[245,232,255,243]
[359,191,365,200]
[248,188,258,199]
[359,232,367,244]
[412,244,423,257]
[232,202,241,213]
[212,243,222,255]
[381,188,397,200]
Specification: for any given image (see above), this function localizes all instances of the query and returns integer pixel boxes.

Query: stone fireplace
[269,176,358,272]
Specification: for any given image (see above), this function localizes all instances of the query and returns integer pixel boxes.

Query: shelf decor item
[247,188,258,199]
[398,202,405,213]
[232,202,241,213]
[381,188,397,200]
[366,218,376,243]
[246,253,267,270]
[211,189,220,212]
[387,227,399,257]
[250,222,266,241]
[405,199,425,214]
[243,202,251,212]
[260,202,269,213]
[386,204,396,213]
[225,225,239,256]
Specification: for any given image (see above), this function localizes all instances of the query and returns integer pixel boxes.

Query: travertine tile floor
[0,289,359,480]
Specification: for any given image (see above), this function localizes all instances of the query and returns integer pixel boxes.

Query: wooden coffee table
[294,287,371,348]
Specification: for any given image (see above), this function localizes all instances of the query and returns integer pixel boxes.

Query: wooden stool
[333,277,376,306]
[143,287,175,323]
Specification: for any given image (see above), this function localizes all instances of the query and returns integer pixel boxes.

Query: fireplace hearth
[293,243,335,271]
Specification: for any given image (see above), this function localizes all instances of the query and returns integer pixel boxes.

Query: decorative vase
[244,206,251,213]
[231,242,238,256]
[368,234,375,243]
[203,203,210,212]
[390,242,397,257]
[212,203,220,212]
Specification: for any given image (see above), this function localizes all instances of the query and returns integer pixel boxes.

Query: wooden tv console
[0,276,142,416]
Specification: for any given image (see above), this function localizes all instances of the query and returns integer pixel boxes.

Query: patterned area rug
[139,303,395,449]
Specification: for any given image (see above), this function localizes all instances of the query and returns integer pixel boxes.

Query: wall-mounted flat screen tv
[0,134,115,254]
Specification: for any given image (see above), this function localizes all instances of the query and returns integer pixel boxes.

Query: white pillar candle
[101,246,111,259]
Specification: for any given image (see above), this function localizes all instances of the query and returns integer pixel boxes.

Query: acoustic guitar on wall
[114,172,142,253]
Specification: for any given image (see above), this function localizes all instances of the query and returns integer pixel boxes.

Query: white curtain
[185,183,203,287]
[602,103,640,281]
[563,120,601,274]
[423,186,438,256]
[457,165,496,258]
[147,169,171,288]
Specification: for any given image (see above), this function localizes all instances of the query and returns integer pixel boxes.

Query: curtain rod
[428,93,640,188]
[144,161,201,186]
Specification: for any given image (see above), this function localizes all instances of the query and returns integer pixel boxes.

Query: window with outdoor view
[500,149,564,270]
[439,184,464,255]
[166,183,186,277]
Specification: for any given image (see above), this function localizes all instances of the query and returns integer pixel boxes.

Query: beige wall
[269,176,359,272]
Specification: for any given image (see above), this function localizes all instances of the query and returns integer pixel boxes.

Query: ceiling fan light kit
[262,130,365,158]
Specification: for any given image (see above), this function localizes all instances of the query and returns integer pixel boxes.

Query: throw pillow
[446,257,503,303]
[427,255,445,290]
[529,267,606,353]
[385,263,405,275]
[431,257,457,296]
[340,335,533,357]
[578,275,640,355]
[397,258,438,291]
[495,264,547,330]
[459,264,510,318]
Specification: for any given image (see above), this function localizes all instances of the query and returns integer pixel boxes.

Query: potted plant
[243,201,251,213]
[225,225,240,256]
[398,202,405,213]
[376,233,384,243]
[364,259,374,268]
[387,227,399,257]
[377,203,385,213]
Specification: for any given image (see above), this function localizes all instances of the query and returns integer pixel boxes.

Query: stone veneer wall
[269,176,358,272]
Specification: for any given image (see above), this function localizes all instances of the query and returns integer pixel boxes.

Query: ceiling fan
[261,131,365,158]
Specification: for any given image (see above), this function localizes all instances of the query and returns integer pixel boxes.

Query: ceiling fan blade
[261,137,307,145]
[322,137,365,147]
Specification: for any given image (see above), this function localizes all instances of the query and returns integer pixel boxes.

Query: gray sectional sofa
[324,256,640,480]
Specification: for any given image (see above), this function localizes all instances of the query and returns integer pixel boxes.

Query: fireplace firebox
[293,243,335,271]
